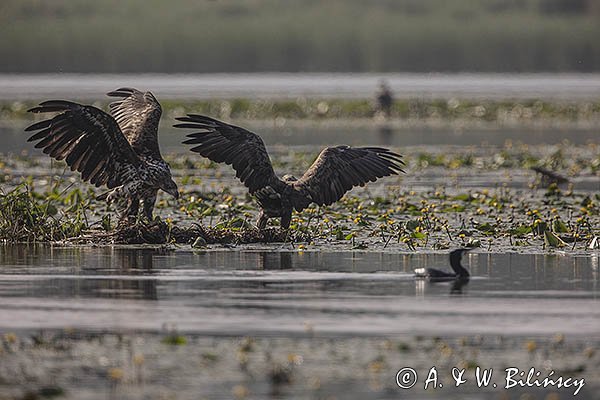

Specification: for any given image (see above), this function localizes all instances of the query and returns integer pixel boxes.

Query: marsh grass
[7,98,600,123]
[0,183,88,243]
[0,181,294,245]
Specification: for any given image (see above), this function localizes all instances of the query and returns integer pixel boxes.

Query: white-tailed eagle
[175,115,404,229]
[25,88,178,221]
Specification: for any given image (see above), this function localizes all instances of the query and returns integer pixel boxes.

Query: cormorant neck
[449,252,470,277]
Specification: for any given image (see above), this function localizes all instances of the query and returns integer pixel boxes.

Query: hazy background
[2,0,600,73]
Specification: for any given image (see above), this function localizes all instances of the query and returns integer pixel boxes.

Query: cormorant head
[282,174,298,183]
[449,248,473,277]
[162,178,180,200]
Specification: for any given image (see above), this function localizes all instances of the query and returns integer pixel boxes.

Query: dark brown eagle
[175,115,405,229]
[25,88,179,221]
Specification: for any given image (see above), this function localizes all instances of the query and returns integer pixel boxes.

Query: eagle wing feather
[293,146,404,210]
[26,100,141,188]
[107,87,162,158]
[175,114,278,193]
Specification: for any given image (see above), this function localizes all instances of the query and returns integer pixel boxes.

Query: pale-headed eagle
[25,88,178,221]
[175,115,405,229]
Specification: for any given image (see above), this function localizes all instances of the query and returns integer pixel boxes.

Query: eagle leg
[107,183,143,224]
[280,209,292,230]
[124,196,140,222]
[257,211,269,230]
[143,192,157,221]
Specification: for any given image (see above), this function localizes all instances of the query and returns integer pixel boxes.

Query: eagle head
[161,178,179,200]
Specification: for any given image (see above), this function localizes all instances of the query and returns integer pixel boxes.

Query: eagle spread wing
[175,115,278,193]
[293,146,404,208]
[107,87,162,157]
[25,100,141,189]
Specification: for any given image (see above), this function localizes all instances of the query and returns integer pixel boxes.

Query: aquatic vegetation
[161,334,187,346]
[0,184,88,242]
[0,143,597,250]
[5,98,600,124]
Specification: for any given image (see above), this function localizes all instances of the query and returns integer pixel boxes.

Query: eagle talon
[106,189,120,205]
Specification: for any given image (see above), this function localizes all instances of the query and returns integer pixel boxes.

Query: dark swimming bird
[174,115,405,229]
[414,248,472,281]
[25,88,178,221]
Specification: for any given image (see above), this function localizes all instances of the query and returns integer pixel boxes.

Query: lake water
[3,122,600,156]
[1,73,599,338]
[3,72,599,153]
[1,74,600,398]
[0,245,598,336]
[2,73,600,100]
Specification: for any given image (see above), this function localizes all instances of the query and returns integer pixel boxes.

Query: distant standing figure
[375,80,393,118]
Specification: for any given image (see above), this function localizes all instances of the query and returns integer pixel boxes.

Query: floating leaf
[510,225,532,237]
[544,230,566,248]
[475,222,495,234]
[411,232,427,239]
[452,193,473,202]
[442,205,465,213]
[161,334,187,346]
[553,218,570,234]
[404,220,420,231]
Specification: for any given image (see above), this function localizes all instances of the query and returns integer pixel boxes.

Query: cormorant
[414,248,472,281]
[174,114,405,229]
[25,88,178,222]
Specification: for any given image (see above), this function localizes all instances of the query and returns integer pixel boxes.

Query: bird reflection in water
[110,248,165,300]
[257,251,294,270]
[378,124,394,146]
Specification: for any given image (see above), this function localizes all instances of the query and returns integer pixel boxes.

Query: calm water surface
[3,72,599,152]
[2,71,599,337]
[0,245,598,336]
[2,73,600,100]
[2,124,599,155]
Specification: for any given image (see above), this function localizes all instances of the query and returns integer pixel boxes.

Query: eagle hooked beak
[163,179,180,200]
